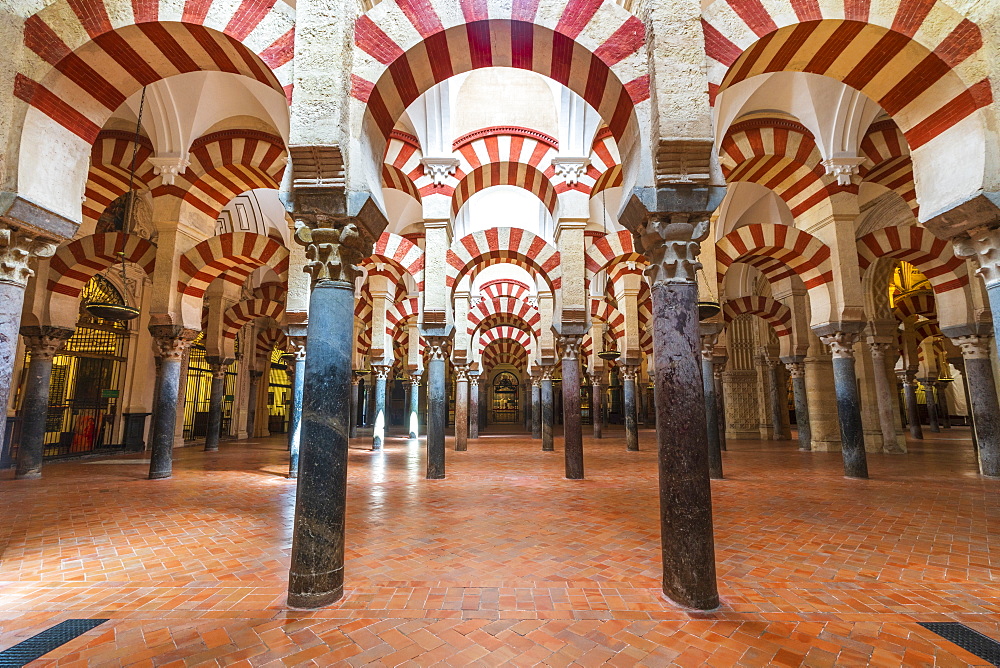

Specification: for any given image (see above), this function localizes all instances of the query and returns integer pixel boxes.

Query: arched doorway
[16,276,130,458]
[183,334,239,441]
[491,371,519,424]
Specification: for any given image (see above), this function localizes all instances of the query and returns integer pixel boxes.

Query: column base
[809,441,842,452]
[149,471,171,480]
[287,584,344,609]
[15,471,41,480]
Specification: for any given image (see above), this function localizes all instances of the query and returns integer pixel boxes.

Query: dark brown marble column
[148,326,198,480]
[819,331,869,479]
[783,360,811,452]
[899,369,924,440]
[559,335,584,479]
[469,372,480,439]
[951,335,1000,477]
[590,371,603,439]
[15,327,73,479]
[713,360,727,452]
[424,337,449,478]
[454,364,469,451]
[622,365,639,451]
[204,357,230,453]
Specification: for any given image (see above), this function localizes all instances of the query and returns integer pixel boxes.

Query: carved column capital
[540,366,555,381]
[951,334,993,360]
[896,368,918,386]
[21,326,74,360]
[425,336,450,361]
[453,364,469,381]
[205,355,232,379]
[819,331,860,359]
[558,334,584,360]
[784,361,805,379]
[148,325,198,360]
[409,372,422,387]
[700,333,719,361]
[530,374,542,388]
[637,214,710,286]
[469,373,480,389]
[288,335,307,361]
[293,217,373,285]
[0,227,58,288]
[953,226,1000,287]
[372,364,392,380]
[620,365,638,382]
[868,341,893,359]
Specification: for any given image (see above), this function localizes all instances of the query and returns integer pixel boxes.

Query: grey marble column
[349,375,360,438]
[246,369,263,438]
[148,326,198,480]
[867,343,902,453]
[469,372,479,439]
[923,378,941,433]
[286,341,306,478]
[559,335,584,479]
[622,365,639,451]
[936,379,952,428]
[784,360,811,452]
[765,358,787,440]
[425,337,448,479]
[590,374,603,439]
[701,337,722,480]
[713,361,727,452]
[204,357,229,453]
[899,370,924,439]
[531,374,542,439]
[371,365,390,451]
[14,327,73,479]
[635,214,718,611]
[541,366,554,452]
[820,331,869,479]
[951,335,1000,477]
[408,372,421,438]
[454,364,469,451]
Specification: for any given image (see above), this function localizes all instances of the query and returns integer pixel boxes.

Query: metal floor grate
[0,619,108,667]
[920,622,1000,666]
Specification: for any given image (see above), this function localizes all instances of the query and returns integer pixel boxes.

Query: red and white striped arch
[893,291,936,322]
[722,296,792,338]
[636,282,653,355]
[468,297,542,339]
[177,232,289,299]
[369,232,424,287]
[703,0,990,150]
[585,230,645,277]
[386,296,420,335]
[154,130,287,221]
[353,0,648,155]
[481,338,529,371]
[478,325,532,355]
[252,282,287,303]
[48,232,156,297]
[590,298,625,341]
[586,127,623,198]
[382,130,424,200]
[479,279,531,301]
[452,162,559,216]
[19,0,293,145]
[255,327,289,360]
[447,229,561,292]
[716,224,833,289]
[606,262,645,292]
[856,226,967,295]
[859,120,918,217]
[222,298,285,340]
[83,131,157,227]
[720,119,845,218]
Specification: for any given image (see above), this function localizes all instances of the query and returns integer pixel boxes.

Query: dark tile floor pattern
[0,426,997,666]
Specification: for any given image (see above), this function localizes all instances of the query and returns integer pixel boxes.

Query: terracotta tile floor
[0,426,997,666]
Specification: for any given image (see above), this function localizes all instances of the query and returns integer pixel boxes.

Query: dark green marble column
[15,327,73,479]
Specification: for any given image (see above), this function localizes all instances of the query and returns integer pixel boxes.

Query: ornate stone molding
[700,333,719,361]
[420,157,460,186]
[784,361,805,379]
[821,155,865,186]
[372,364,392,380]
[819,331,860,359]
[293,219,371,285]
[0,227,58,287]
[550,157,591,186]
[896,369,918,386]
[868,341,893,360]
[620,365,638,382]
[409,373,421,387]
[453,364,469,381]
[558,334,583,360]
[21,326,73,360]
[953,226,1000,287]
[638,214,710,285]
[469,372,480,389]
[425,336,450,361]
[541,365,554,381]
[288,335,307,361]
[205,356,232,379]
[149,155,190,186]
[951,334,993,360]
[148,326,198,361]
[530,374,542,388]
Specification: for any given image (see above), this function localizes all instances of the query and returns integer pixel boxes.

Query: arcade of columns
[1,0,999,613]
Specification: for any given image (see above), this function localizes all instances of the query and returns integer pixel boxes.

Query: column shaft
[924,381,941,432]
[426,347,447,479]
[288,354,305,478]
[561,343,583,480]
[349,379,360,438]
[148,328,196,480]
[786,363,811,451]
[454,368,469,451]
[288,281,352,607]
[623,369,638,451]
[14,356,55,479]
[541,371,554,451]
[246,371,262,438]
[767,362,787,440]
[469,377,479,439]
[954,336,1000,477]
[531,379,541,439]
[868,345,900,453]
[824,333,869,479]
[713,365,727,452]
[702,357,722,479]
[591,381,603,438]
[408,376,420,438]
[902,374,923,439]
[204,368,226,452]
[372,368,388,450]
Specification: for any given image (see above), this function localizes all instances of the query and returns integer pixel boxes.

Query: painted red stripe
[186,24,241,74]
[765,21,819,73]
[555,0,602,39]
[388,57,420,108]
[92,31,161,84]
[14,74,99,142]
[593,17,644,66]
[844,0,870,21]
[906,78,993,149]
[701,19,743,67]
[355,15,404,64]
[459,0,488,22]
[843,30,910,92]
[224,0,277,41]
[466,21,493,69]
[23,16,72,64]
[259,28,295,70]
[423,31,454,84]
[395,0,443,38]
[511,20,535,71]
[892,0,934,36]
[789,0,821,21]
[132,0,157,22]
[727,0,778,37]
[66,0,112,37]
[804,21,865,76]
[139,23,199,72]
[728,30,777,85]
[182,0,213,24]
[934,19,982,68]
[624,74,650,104]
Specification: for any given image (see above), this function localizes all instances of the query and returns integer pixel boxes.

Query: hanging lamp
[84,87,147,323]
[696,265,721,321]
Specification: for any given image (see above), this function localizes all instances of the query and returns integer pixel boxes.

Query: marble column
[148,326,198,480]
[286,341,306,478]
[531,375,542,439]
[936,380,952,428]
[867,343,902,453]
[766,359,787,440]
[425,337,448,479]
[713,361,727,452]
[590,373,603,439]
[469,372,479,439]
[622,365,639,451]
[14,327,73,479]
[951,335,1000,477]
[635,214,718,611]
[454,364,469,451]
[349,375,360,438]
[899,370,923,440]
[246,369,263,438]
[0,229,57,463]
[784,361,811,452]
[541,366,554,452]
[701,337,722,480]
[923,378,941,433]
[408,372,421,438]
[819,332,869,479]
[371,365,390,451]
[559,335,584,479]
[204,357,229,453]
